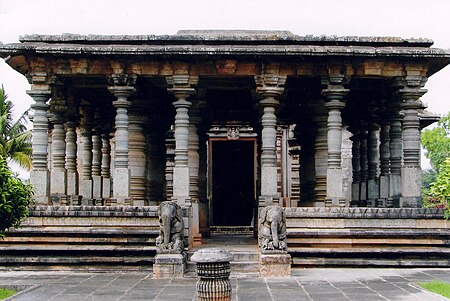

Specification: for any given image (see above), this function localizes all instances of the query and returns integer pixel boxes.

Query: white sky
[1,0,449,172]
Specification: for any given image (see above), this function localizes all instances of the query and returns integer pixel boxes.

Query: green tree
[421,113,450,172]
[0,155,33,235]
[424,158,450,218]
[0,86,32,171]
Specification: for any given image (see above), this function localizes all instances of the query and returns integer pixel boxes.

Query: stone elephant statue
[258,204,287,251]
[156,201,184,253]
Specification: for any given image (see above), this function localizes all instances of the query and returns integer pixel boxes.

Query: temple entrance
[210,140,256,227]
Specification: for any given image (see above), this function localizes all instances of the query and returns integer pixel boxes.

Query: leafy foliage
[421,113,450,173]
[421,168,437,196]
[0,155,33,235]
[423,158,450,218]
[0,86,32,171]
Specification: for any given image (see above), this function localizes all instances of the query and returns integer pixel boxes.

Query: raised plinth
[260,252,291,277]
[152,253,186,279]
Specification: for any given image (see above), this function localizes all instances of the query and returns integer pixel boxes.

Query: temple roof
[1,30,449,77]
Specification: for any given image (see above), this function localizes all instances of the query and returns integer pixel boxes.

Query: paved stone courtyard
[1,268,449,300]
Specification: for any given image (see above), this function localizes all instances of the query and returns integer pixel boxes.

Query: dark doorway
[211,140,255,226]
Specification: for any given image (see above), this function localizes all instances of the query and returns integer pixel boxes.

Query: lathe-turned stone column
[389,108,403,203]
[399,78,427,207]
[188,103,202,245]
[101,133,112,199]
[65,119,80,204]
[366,123,380,207]
[49,98,67,205]
[91,126,103,203]
[27,87,51,205]
[359,129,369,205]
[378,121,391,206]
[80,107,93,202]
[129,105,148,205]
[313,114,328,206]
[322,78,348,206]
[255,74,286,206]
[350,129,361,205]
[167,75,198,205]
[108,76,135,205]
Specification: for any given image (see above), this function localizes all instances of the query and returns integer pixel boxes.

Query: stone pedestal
[80,179,93,200]
[191,248,232,301]
[152,253,186,279]
[30,170,50,205]
[113,168,130,204]
[260,252,291,277]
[92,175,102,200]
[102,178,111,198]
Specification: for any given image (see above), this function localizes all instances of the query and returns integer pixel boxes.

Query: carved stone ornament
[258,204,287,251]
[156,201,185,254]
[227,127,239,140]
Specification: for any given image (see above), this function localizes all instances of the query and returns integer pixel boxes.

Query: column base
[367,179,379,200]
[324,198,347,207]
[50,169,66,196]
[67,171,79,196]
[102,178,111,198]
[326,168,343,200]
[260,252,291,277]
[92,175,102,199]
[389,174,401,198]
[379,175,389,199]
[113,168,130,204]
[80,179,93,200]
[152,253,186,279]
[399,196,422,208]
[30,169,50,205]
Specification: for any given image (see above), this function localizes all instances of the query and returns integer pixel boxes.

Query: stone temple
[0,30,449,273]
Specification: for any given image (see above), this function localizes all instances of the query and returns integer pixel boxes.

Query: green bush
[423,158,450,218]
[0,155,33,234]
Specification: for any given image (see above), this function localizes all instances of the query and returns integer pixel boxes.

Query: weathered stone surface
[260,253,291,277]
[191,248,232,263]
[152,253,186,278]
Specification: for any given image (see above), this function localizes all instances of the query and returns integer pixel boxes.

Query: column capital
[167,75,198,99]
[255,74,286,98]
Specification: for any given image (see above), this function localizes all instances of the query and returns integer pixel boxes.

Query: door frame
[207,137,257,226]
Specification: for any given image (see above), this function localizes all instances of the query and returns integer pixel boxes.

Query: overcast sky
[1,0,449,171]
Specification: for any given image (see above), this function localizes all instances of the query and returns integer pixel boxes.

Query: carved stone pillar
[255,74,286,207]
[80,106,93,202]
[129,104,148,205]
[399,78,427,207]
[27,87,51,205]
[91,127,103,202]
[101,133,112,199]
[313,114,328,206]
[108,75,135,204]
[167,75,198,205]
[379,122,391,205]
[188,103,201,245]
[47,86,68,205]
[389,109,403,203]
[367,123,380,207]
[359,129,368,204]
[350,129,361,206]
[65,119,79,203]
[322,78,348,206]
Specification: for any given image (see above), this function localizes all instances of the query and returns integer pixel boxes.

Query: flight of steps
[0,206,160,271]
[186,229,261,277]
[286,207,450,268]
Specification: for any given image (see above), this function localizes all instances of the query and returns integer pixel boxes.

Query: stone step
[289,246,450,255]
[187,250,260,262]
[288,228,450,238]
[0,244,156,252]
[293,257,450,267]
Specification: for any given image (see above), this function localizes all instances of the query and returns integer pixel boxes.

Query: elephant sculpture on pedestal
[156,201,184,253]
[258,204,287,251]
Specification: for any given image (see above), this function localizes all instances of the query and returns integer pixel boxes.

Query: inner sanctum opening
[211,140,256,227]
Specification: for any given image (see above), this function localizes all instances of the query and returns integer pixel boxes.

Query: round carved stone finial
[191,248,233,263]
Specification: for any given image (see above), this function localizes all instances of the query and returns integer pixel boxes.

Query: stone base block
[80,179,93,200]
[260,253,291,277]
[113,168,130,204]
[379,176,389,198]
[92,175,102,199]
[102,178,111,198]
[351,183,360,202]
[389,174,401,198]
[67,171,79,196]
[326,168,343,199]
[399,196,422,208]
[367,179,379,200]
[30,169,50,205]
[50,170,66,195]
[153,253,186,279]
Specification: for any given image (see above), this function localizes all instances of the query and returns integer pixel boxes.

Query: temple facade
[1,30,449,244]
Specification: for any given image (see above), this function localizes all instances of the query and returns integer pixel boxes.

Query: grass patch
[419,280,450,298]
[0,288,16,300]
